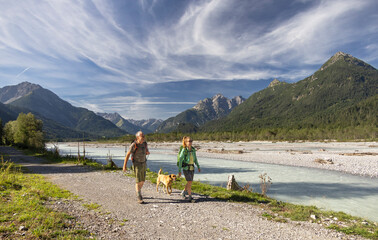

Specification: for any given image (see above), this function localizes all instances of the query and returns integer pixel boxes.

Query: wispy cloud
[0,0,377,119]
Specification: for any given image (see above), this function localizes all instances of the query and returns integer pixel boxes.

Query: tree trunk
[227,175,242,191]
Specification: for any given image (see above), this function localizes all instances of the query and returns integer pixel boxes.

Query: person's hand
[178,172,182,178]
[123,167,127,172]
[198,168,201,172]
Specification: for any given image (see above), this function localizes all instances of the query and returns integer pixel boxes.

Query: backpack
[177,146,185,167]
[177,146,194,167]
[131,140,148,163]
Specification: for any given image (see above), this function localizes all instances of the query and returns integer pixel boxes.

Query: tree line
[0,112,45,150]
[113,125,376,143]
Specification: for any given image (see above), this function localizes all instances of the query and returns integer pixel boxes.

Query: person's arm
[123,143,135,171]
[145,142,150,155]
[123,151,131,171]
[194,150,201,172]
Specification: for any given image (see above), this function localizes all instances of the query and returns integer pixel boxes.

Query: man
[123,131,150,204]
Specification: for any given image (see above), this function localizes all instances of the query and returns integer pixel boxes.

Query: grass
[0,157,91,239]
[22,148,378,239]
[23,147,120,171]
[83,202,101,211]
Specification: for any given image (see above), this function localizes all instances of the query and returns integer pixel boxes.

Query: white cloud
[0,0,377,119]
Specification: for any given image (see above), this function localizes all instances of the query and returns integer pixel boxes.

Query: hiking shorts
[133,162,146,183]
[183,170,194,181]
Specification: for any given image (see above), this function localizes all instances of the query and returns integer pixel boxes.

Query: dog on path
[156,169,177,195]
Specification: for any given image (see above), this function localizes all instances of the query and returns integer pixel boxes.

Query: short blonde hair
[136,131,144,138]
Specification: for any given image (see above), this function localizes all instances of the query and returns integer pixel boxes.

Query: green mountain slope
[3,83,126,139]
[202,52,377,137]
[0,102,17,123]
[5,102,102,140]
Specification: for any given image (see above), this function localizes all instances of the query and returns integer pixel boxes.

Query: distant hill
[202,52,377,137]
[128,119,163,133]
[0,82,127,139]
[97,112,152,134]
[156,94,245,133]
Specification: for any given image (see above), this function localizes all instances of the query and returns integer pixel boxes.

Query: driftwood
[339,152,377,156]
[227,175,242,191]
[314,158,334,164]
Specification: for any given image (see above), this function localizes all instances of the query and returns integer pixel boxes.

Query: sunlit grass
[0,157,90,239]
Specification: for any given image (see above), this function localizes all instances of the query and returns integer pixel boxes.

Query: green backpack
[177,146,195,167]
[177,146,183,167]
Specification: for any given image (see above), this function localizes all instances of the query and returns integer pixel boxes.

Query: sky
[0,0,377,120]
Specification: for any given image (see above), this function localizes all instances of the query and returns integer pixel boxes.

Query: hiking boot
[137,191,144,204]
[137,195,144,204]
[188,195,195,203]
[180,190,188,199]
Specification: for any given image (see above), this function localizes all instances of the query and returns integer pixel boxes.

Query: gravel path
[1,146,367,240]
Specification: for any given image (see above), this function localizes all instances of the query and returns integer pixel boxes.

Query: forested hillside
[200,52,377,140]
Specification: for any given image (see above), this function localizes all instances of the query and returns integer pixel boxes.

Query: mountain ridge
[0,82,126,139]
[156,94,245,133]
[97,112,153,134]
[201,52,377,135]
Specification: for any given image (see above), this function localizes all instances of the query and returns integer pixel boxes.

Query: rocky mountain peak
[268,79,281,88]
[97,112,122,123]
[320,52,374,72]
[0,81,42,104]
[193,94,244,113]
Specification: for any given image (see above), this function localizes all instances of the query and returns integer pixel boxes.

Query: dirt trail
[1,146,364,240]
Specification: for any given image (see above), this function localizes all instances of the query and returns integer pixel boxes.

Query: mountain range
[0,52,376,140]
[0,82,126,140]
[201,52,377,136]
[156,94,245,133]
[96,112,162,134]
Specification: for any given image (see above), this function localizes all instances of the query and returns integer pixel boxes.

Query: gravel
[1,145,371,239]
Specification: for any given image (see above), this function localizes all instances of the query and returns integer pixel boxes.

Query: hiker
[178,136,201,202]
[123,131,150,204]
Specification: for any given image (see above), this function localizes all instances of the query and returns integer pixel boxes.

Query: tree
[4,113,45,149]
[3,121,15,145]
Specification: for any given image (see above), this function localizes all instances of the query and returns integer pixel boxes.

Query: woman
[178,136,201,202]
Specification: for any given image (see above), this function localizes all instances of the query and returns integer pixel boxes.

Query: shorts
[133,162,146,183]
[183,170,194,181]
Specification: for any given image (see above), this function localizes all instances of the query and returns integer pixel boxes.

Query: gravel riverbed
[147,141,378,178]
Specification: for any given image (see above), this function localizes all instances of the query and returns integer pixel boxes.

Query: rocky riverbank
[145,141,378,178]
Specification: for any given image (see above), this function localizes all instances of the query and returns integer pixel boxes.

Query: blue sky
[0,0,377,120]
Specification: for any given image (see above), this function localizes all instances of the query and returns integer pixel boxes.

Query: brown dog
[156,169,177,195]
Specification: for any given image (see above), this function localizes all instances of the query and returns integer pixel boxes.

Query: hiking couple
[123,132,201,204]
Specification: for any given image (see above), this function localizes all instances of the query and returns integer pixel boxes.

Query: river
[48,142,378,222]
